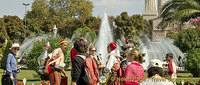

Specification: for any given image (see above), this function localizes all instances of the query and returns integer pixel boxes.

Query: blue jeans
[12,72,17,85]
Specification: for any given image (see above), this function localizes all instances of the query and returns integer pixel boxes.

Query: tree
[84,16,101,33]
[2,16,25,43]
[184,48,200,77]
[26,0,50,20]
[0,18,9,47]
[114,12,145,39]
[26,18,45,36]
[72,27,98,44]
[26,0,95,37]
[26,0,54,34]
[48,0,71,22]
[131,15,145,36]
[68,0,94,18]
[173,28,200,53]
[159,0,200,29]
[143,19,153,37]
[1,40,13,69]
[48,0,93,20]
[58,16,101,38]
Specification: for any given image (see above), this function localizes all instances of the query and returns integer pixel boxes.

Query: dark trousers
[12,72,17,85]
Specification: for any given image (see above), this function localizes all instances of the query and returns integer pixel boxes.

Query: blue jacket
[6,52,17,76]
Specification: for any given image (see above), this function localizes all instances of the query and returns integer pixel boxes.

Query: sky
[0,0,169,19]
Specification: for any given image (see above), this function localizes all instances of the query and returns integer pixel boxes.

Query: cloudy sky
[0,0,169,19]
[92,0,144,17]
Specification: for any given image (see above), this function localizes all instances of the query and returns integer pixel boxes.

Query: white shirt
[169,62,177,79]
[48,48,65,69]
[105,50,118,72]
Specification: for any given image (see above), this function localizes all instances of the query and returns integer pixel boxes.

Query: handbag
[1,70,13,85]
[61,76,68,85]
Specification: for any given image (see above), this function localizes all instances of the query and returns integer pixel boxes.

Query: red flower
[125,37,128,44]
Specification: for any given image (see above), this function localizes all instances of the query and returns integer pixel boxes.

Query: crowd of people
[5,37,178,85]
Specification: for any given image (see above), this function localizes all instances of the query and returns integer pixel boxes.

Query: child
[166,53,177,79]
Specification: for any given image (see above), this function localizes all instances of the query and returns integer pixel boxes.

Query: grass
[0,69,200,85]
[0,69,72,85]
[176,73,200,84]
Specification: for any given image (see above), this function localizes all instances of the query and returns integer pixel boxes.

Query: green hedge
[184,48,200,77]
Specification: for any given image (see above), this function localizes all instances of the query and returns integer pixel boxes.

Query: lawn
[0,69,200,85]
[0,69,71,85]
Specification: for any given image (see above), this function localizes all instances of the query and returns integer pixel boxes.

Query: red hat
[43,41,51,49]
[109,42,117,50]
[60,40,68,45]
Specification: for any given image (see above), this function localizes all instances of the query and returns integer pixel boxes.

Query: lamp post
[53,25,58,37]
[5,38,7,46]
[23,3,30,38]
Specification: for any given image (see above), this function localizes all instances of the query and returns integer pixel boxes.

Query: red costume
[70,47,78,69]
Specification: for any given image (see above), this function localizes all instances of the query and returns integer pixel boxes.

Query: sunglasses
[14,48,19,51]
[91,50,96,52]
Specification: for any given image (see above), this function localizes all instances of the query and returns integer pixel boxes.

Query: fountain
[17,34,49,59]
[95,13,184,69]
[18,25,59,60]
[17,13,184,71]
[140,35,185,70]
[96,13,114,65]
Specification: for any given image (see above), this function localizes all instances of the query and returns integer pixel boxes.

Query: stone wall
[152,30,166,41]
[151,17,193,41]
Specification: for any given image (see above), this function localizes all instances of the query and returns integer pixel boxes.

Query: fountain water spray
[17,34,49,59]
[96,13,114,65]
[140,35,184,69]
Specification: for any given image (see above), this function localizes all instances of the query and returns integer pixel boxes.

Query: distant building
[152,18,193,41]
[143,0,193,41]
[143,0,159,20]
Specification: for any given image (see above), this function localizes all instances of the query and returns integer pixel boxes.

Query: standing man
[71,37,99,85]
[105,42,119,73]
[44,40,68,85]
[166,53,177,79]
[105,42,121,85]
[6,43,20,85]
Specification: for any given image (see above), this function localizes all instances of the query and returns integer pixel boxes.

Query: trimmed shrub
[174,28,200,53]
[184,48,200,77]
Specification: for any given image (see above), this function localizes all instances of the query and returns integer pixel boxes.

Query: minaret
[143,0,158,20]
[158,0,166,15]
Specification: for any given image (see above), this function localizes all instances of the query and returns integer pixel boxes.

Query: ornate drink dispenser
[38,41,51,74]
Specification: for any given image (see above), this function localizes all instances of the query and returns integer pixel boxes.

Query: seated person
[140,59,174,85]
[20,57,26,63]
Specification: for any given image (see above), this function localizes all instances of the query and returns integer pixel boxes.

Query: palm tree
[159,0,200,29]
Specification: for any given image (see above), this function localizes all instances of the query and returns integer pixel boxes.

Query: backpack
[1,70,13,85]
[77,55,99,85]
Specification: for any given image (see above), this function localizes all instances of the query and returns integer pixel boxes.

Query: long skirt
[49,68,61,85]
[106,72,120,85]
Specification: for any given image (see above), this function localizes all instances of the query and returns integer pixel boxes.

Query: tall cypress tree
[1,40,13,69]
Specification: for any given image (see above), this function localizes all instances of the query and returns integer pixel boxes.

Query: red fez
[109,42,117,50]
